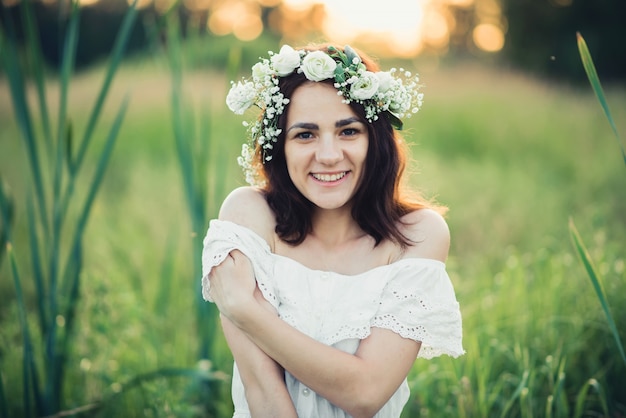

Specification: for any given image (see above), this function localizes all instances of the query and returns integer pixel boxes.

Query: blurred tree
[501,0,626,83]
[0,0,151,70]
[1,0,624,83]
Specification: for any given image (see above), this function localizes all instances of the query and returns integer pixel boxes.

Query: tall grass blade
[61,95,130,298]
[108,367,225,398]
[54,240,82,409]
[553,361,569,417]
[573,379,609,418]
[576,32,626,165]
[154,231,176,315]
[72,0,138,173]
[0,176,14,267]
[27,195,48,335]
[165,11,217,361]
[0,16,49,235]
[20,0,53,152]
[0,371,8,418]
[42,367,226,418]
[8,243,44,417]
[56,0,138,234]
[45,4,80,410]
[499,370,529,418]
[568,218,626,366]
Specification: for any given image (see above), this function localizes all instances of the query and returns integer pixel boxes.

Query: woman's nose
[315,136,343,165]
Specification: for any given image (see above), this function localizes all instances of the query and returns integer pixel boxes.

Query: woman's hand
[208,250,259,323]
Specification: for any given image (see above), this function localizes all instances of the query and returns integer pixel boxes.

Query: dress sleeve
[371,259,464,359]
[201,219,278,309]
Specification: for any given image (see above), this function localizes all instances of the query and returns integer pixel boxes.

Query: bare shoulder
[397,208,450,263]
[218,186,276,245]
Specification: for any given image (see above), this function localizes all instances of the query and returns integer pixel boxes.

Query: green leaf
[385,111,404,130]
[344,45,361,65]
[569,218,626,367]
[334,63,346,84]
[576,32,626,166]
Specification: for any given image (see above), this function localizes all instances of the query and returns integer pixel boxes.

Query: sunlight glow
[473,23,504,52]
[51,0,505,58]
[422,8,450,50]
[319,0,425,57]
[208,1,264,41]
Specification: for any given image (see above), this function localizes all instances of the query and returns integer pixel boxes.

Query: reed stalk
[0,1,138,415]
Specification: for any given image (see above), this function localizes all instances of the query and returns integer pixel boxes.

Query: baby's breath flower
[226,81,256,115]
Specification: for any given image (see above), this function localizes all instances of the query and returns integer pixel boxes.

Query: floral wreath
[226,44,424,185]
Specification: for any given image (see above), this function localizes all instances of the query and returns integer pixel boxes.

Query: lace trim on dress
[201,220,278,309]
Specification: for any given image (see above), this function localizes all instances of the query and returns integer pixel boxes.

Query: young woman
[202,44,464,418]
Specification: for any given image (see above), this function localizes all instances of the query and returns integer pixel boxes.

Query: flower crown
[226,44,424,185]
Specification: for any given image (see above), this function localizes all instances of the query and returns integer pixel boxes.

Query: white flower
[301,51,337,81]
[350,71,379,100]
[375,71,395,93]
[226,81,257,115]
[251,61,272,82]
[270,45,301,76]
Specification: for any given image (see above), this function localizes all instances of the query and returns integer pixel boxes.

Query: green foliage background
[1,26,625,418]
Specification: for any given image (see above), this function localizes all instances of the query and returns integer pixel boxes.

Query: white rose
[375,71,395,93]
[271,45,301,76]
[252,61,272,82]
[350,71,380,100]
[301,51,337,82]
[226,81,257,114]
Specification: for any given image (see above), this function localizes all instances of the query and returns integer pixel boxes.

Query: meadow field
[1,38,625,417]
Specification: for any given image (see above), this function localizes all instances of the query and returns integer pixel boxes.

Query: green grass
[1,49,625,416]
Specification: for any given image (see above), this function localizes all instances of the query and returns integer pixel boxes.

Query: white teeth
[312,172,347,182]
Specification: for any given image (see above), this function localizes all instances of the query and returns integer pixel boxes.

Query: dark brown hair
[253,44,445,246]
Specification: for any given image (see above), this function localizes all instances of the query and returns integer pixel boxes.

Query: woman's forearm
[221,315,298,417]
[231,303,419,417]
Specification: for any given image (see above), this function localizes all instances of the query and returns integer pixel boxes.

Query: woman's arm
[210,187,298,416]
[209,251,420,418]
[220,291,297,417]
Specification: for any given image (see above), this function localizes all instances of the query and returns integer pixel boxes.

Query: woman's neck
[309,207,367,248]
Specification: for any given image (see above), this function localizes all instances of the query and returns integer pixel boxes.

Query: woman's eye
[296,132,313,140]
[342,128,358,136]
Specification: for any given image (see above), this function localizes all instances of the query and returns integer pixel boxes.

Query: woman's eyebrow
[335,117,362,127]
[287,122,319,132]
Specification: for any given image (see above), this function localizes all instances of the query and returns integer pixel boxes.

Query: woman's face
[283,82,369,211]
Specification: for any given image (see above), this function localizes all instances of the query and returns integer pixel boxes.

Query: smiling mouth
[311,172,348,182]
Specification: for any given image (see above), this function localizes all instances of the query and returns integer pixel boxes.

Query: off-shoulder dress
[202,220,464,418]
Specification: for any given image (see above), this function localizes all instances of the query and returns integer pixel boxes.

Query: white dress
[201,220,464,418]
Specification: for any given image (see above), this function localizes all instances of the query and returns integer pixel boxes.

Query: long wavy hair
[251,44,445,247]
